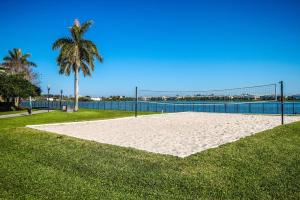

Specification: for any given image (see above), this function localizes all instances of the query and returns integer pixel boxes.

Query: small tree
[0,73,41,107]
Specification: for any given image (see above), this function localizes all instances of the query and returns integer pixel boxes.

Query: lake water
[21,100,300,115]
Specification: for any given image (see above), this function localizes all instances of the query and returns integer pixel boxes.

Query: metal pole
[60,89,63,110]
[47,87,50,112]
[293,102,295,114]
[280,81,284,125]
[275,84,277,101]
[135,86,138,117]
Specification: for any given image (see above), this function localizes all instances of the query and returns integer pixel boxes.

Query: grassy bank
[0,110,299,199]
[0,109,152,129]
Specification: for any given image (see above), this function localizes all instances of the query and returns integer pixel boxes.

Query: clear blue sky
[1,0,299,96]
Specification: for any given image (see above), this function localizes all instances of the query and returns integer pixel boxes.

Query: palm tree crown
[1,48,37,80]
[52,19,103,76]
[52,19,103,111]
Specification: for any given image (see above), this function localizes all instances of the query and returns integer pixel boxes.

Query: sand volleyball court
[27,112,300,157]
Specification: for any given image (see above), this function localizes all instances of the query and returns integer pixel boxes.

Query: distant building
[46,98,54,101]
[252,96,261,100]
[91,97,102,101]
[162,96,169,101]
[176,96,185,100]
[141,96,151,101]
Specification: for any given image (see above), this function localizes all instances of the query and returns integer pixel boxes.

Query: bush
[0,73,41,108]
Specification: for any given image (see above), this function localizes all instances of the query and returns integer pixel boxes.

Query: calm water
[21,100,300,114]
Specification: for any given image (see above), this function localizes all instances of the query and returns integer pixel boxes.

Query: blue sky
[0,0,299,96]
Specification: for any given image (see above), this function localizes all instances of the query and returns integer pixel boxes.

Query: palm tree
[52,19,103,111]
[0,66,6,74]
[1,48,37,81]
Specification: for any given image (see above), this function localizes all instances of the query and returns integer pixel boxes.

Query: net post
[275,84,277,101]
[135,86,138,117]
[280,81,284,125]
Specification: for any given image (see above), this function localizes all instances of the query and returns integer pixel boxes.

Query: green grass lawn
[0,110,299,199]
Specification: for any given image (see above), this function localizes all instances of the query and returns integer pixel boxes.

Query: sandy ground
[27,112,300,157]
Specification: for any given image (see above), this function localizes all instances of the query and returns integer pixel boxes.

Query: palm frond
[58,62,72,76]
[8,50,16,59]
[3,56,12,61]
[23,53,31,59]
[52,37,74,50]
[80,20,93,34]
[80,61,92,76]
[81,39,103,63]
[15,48,22,58]
[27,61,37,67]
[80,47,94,71]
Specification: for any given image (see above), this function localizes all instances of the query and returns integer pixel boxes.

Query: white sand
[27,112,300,157]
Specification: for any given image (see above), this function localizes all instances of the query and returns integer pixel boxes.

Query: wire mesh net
[136,83,279,114]
[138,83,277,103]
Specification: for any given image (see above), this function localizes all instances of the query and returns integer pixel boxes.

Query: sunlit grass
[0,109,299,199]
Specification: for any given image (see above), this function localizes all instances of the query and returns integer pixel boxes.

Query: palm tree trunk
[74,67,79,111]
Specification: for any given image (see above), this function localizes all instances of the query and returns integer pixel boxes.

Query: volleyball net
[138,83,277,103]
[134,82,285,123]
